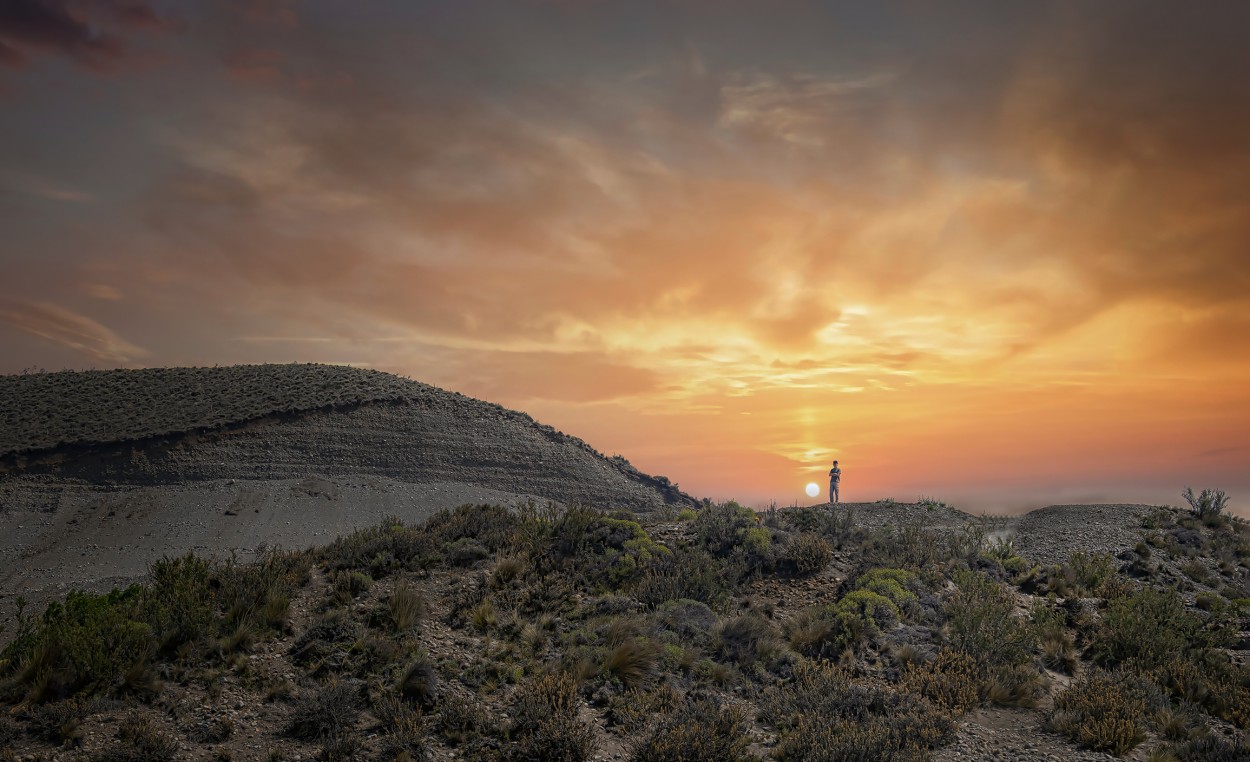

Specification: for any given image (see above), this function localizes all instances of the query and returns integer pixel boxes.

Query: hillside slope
[0,364,694,613]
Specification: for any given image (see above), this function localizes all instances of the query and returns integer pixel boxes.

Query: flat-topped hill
[0,364,690,510]
[0,364,694,612]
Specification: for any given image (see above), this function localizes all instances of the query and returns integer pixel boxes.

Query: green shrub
[444,538,491,567]
[1089,586,1214,670]
[836,589,900,630]
[1047,669,1165,755]
[1176,733,1250,761]
[2,587,153,701]
[945,572,1035,670]
[780,533,832,577]
[398,652,439,708]
[321,518,436,578]
[144,554,214,649]
[628,696,753,761]
[1067,551,1117,596]
[549,508,667,591]
[1182,488,1228,525]
[854,568,917,609]
[634,546,729,609]
[23,696,92,745]
[425,503,520,552]
[692,502,758,557]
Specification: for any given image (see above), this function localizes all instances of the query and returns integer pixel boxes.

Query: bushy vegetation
[3,499,1247,759]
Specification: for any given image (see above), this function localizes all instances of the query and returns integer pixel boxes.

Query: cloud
[0,298,148,363]
[719,70,897,147]
[0,0,171,73]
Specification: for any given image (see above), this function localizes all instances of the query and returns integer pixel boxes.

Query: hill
[0,365,694,616]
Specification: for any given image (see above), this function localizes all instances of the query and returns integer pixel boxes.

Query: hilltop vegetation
[1,497,1248,761]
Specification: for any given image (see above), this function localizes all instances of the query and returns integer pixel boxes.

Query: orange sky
[1,1,1248,513]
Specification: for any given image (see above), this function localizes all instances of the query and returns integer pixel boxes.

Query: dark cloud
[0,0,171,73]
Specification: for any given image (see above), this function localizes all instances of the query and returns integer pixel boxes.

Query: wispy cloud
[0,298,148,363]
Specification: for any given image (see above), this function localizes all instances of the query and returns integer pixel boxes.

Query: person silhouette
[829,460,841,504]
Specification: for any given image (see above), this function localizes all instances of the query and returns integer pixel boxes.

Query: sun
[805,482,820,498]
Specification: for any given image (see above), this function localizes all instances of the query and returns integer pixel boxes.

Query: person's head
[833,460,838,466]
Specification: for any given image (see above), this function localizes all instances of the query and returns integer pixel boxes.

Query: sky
[1,1,1249,515]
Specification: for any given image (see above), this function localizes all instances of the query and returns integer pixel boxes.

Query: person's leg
[829,482,835,504]
[834,483,839,503]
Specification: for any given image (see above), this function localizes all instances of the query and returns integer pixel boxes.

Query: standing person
[829,460,842,504]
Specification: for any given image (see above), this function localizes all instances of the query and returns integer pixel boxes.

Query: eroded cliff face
[0,364,694,621]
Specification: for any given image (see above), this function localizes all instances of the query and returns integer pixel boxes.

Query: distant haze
[1,2,1248,516]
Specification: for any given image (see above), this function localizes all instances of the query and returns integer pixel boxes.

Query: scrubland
[1,496,1248,761]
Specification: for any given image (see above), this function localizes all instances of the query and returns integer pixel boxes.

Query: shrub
[285,679,360,741]
[425,503,520,552]
[628,696,753,761]
[331,570,373,599]
[549,508,667,591]
[144,553,214,649]
[93,713,179,762]
[634,546,729,609]
[692,502,758,557]
[1047,669,1165,755]
[444,538,491,567]
[290,609,359,668]
[2,587,153,701]
[902,648,981,714]
[945,572,1035,670]
[602,638,660,689]
[712,614,782,666]
[436,693,500,746]
[506,671,596,762]
[761,661,955,761]
[1182,488,1229,524]
[1067,551,1117,596]
[24,696,92,746]
[1176,734,1250,761]
[1089,586,1212,670]
[780,533,832,577]
[854,568,918,609]
[398,652,439,708]
[387,581,426,634]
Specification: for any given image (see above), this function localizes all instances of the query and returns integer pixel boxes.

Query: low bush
[387,581,426,634]
[692,502,758,557]
[1089,586,1218,670]
[761,661,955,761]
[93,713,179,762]
[602,638,660,690]
[24,696,92,746]
[902,648,981,714]
[285,679,360,741]
[505,671,596,762]
[634,546,729,609]
[945,571,1035,671]
[628,695,753,761]
[779,533,832,577]
[1047,669,1166,755]
[712,614,783,666]
[398,652,439,708]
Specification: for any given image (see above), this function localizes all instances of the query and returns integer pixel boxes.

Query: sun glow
[804,482,820,498]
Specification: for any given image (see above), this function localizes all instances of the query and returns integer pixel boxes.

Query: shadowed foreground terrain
[0,499,1247,761]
